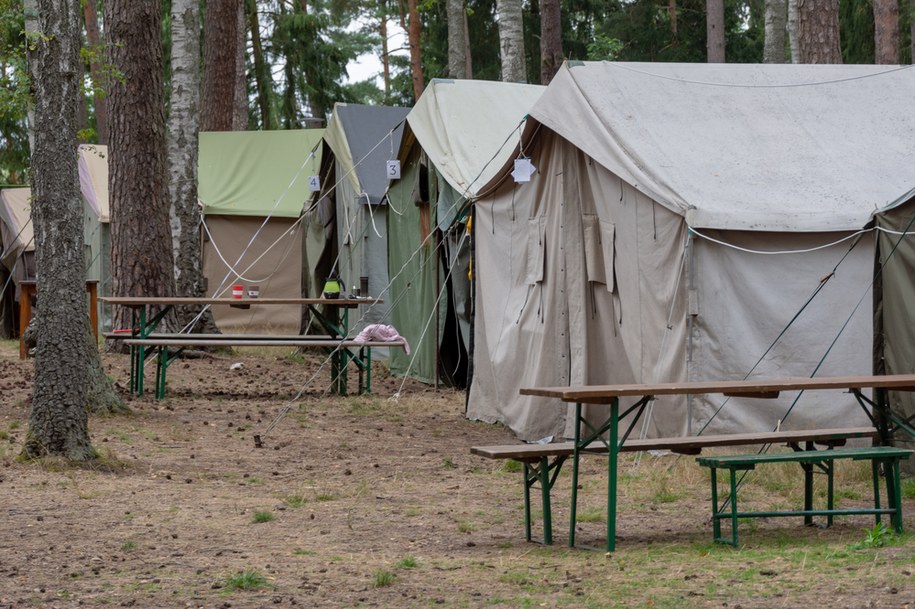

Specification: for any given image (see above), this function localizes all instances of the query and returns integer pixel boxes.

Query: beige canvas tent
[467,62,915,442]
[198,129,324,334]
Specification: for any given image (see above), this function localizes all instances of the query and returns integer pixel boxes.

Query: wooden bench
[122,336,405,400]
[696,446,913,547]
[471,427,880,545]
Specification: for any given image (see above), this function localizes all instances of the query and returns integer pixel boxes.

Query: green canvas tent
[198,129,324,334]
[385,79,545,385]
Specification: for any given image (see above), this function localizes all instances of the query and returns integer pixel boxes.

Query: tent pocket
[583,215,615,292]
[525,216,546,285]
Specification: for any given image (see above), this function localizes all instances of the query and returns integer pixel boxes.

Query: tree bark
[407,0,424,100]
[787,0,800,61]
[540,0,563,85]
[169,0,220,333]
[233,0,248,129]
[496,0,526,82]
[873,0,900,64]
[706,0,726,62]
[248,0,272,129]
[201,0,240,131]
[463,9,473,77]
[763,0,787,62]
[797,0,842,63]
[381,2,391,95]
[106,0,176,334]
[24,0,95,460]
[82,0,107,144]
[447,0,468,79]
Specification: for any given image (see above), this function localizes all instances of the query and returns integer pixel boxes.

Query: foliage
[0,0,29,184]
[848,521,894,550]
[222,569,270,591]
[252,510,275,523]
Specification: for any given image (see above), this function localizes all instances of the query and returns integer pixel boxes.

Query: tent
[0,144,111,336]
[467,62,915,442]
[872,187,915,462]
[385,79,545,385]
[303,103,409,335]
[198,129,324,334]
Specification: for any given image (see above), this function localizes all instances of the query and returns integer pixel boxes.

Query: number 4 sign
[307,175,321,192]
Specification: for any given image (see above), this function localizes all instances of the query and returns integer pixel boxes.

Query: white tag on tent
[512,157,536,183]
[386,160,401,180]
[307,175,321,192]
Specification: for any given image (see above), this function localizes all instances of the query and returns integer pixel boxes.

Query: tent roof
[0,187,34,266]
[199,129,324,218]
[405,79,545,197]
[78,144,109,222]
[527,61,915,232]
[324,103,409,205]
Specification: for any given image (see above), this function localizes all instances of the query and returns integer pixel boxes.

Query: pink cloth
[354,324,410,354]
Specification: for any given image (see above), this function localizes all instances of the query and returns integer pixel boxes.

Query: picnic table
[520,374,915,551]
[18,279,99,359]
[101,296,389,398]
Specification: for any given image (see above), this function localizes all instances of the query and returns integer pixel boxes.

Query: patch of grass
[395,556,418,569]
[442,457,457,469]
[457,521,475,534]
[575,507,605,523]
[316,492,335,502]
[835,488,864,501]
[222,570,270,592]
[651,481,684,504]
[0,431,9,440]
[252,510,275,524]
[121,540,136,551]
[245,477,264,485]
[901,477,915,500]
[849,522,893,550]
[404,506,421,517]
[8,421,20,430]
[283,494,307,508]
[373,570,396,588]
[292,548,315,556]
[501,459,523,473]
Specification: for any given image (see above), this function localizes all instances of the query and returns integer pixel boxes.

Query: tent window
[525,216,546,285]
[583,215,615,292]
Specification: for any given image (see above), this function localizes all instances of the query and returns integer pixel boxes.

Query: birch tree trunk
[496,0,526,82]
[447,0,468,79]
[540,0,563,84]
[706,0,726,62]
[763,0,787,62]
[201,0,240,131]
[23,0,94,460]
[82,0,107,144]
[106,0,176,334]
[797,0,842,63]
[873,0,900,64]
[787,0,800,61]
[407,0,424,100]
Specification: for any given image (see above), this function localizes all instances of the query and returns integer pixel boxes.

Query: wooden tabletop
[520,374,915,404]
[99,296,383,307]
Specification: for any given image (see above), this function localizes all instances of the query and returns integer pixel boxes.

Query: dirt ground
[0,343,913,609]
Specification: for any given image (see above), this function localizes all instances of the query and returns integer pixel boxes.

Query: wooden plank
[470,427,879,460]
[105,333,334,341]
[520,374,915,403]
[697,446,913,467]
[122,339,404,349]
[100,296,382,307]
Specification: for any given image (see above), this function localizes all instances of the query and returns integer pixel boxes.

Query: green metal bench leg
[890,458,904,534]
[569,403,581,548]
[539,456,554,545]
[156,346,168,400]
[523,462,533,542]
[710,467,721,542]
[365,347,372,393]
[802,462,814,526]
[729,468,739,547]
[826,460,834,527]
[872,459,882,526]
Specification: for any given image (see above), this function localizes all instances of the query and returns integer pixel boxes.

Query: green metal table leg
[136,307,147,395]
[540,456,553,546]
[826,460,834,527]
[890,458,904,533]
[365,347,372,393]
[156,346,168,400]
[606,398,619,553]
[569,403,582,548]
[872,459,882,526]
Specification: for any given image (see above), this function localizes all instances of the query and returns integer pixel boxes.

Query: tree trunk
[23,0,38,153]
[787,0,800,61]
[763,0,787,62]
[82,0,107,144]
[233,0,248,129]
[797,0,842,63]
[23,0,95,460]
[248,0,272,129]
[407,0,424,101]
[463,8,473,77]
[706,0,726,62]
[669,0,679,40]
[381,2,391,96]
[873,0,900,64]
[169,0,220,333]
[540,0,563,85]
[106,0,176,335]
[201,0,239,131]
[447,0,468,78]
[496,0,526,82]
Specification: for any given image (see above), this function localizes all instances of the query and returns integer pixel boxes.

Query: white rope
[688,225,874,255]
